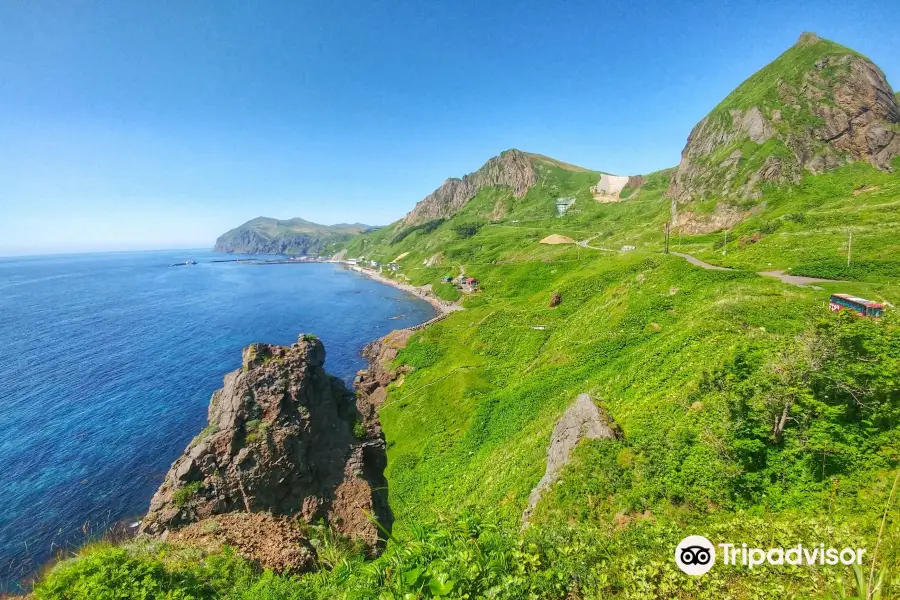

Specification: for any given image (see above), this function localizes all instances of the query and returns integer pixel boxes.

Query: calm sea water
[0,250,434,589]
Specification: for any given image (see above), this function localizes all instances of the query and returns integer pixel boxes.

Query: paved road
[670,252,732,271]
[670,252,841,287]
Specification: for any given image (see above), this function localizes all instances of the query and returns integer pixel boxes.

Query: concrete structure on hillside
[555,197,576,216]
[595,174,630,196]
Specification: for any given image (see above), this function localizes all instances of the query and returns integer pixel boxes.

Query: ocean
[0,250,435,590]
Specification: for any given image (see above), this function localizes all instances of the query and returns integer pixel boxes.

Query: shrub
[173,481,202,508]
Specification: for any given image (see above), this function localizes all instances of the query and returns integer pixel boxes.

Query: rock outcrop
[141,335,391,552]
[404,149,538,225]
[668,33,900,233]
[353,330,414,413]
[522,394,620,526]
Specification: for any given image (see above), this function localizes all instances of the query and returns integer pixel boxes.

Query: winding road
[669,252,840,286]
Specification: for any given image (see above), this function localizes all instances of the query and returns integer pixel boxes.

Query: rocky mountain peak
[667,34,900,233]
[140,334,390,550]
[796,32,821,47]
[403,149,538,225]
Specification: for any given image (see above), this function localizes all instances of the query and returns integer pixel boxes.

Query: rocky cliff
[140,335,391,553]
[668,32,900,233]
[403,149,538,225]
[214,217,370,255]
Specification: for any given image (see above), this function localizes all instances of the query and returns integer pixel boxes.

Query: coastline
[343,263,463,316]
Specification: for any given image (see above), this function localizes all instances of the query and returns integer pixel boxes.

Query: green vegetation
[31,35,900,598]
[173,482,203,508]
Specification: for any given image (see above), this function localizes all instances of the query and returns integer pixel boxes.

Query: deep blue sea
[0,250,435,590]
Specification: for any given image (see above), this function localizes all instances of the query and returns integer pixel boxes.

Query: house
[388,263,400,272]
[347,258,358,266]
[829,294,884,318]
[370,260,380,268]
[442,276,452,283]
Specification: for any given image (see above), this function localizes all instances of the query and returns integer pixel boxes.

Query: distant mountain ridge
[214,217,373,255]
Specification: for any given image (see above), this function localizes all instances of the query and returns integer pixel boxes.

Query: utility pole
[664,222,670,254]
[847,230,853,267]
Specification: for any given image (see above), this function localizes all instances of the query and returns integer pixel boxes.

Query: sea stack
[140,334,391,551]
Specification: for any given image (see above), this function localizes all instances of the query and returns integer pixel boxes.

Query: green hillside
[30,35,900,600]
[214,217,373,255]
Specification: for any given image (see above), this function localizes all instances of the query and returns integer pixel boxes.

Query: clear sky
[1,0,898,255]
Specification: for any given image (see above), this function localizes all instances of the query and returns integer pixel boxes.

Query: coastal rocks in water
[354,329,414,413]
[140,334,390,552]
[522,394,621,527]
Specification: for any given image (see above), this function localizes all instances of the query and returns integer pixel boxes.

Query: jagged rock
[140,335,391,551]
[522,394,620,526]
[404,150,538,225]
[667,33,900,234]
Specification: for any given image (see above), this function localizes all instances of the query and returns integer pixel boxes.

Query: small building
[370,260,380,268]
[347,258,358,265]
[621,245,636,252]
[829,294,884,318]
[555,197,576,216]
[442,276,452,283]
[388,262,400,272]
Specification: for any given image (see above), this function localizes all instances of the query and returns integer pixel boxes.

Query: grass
[28,86,900,596]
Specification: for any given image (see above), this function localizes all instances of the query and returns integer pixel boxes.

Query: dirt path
[670,253,841,286]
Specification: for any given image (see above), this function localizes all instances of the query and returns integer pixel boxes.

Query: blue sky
[1,0,898,255]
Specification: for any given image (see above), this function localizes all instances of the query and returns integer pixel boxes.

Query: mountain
[214,217,372,255]
[28,34,900,599]
[668,32,900,233]
[403,149,612,225]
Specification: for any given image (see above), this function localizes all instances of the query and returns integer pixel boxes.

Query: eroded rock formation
[668,33,900,233]
[404,149,538,225]
[522,394,620,526]
[140,335,391,553]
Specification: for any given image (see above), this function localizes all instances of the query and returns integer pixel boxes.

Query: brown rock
[404,150,538,225]
[549,292,562,307]
[169,512,316,574]
[140,334,391,552]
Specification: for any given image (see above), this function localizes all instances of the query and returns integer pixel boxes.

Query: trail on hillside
[670,252,842,286]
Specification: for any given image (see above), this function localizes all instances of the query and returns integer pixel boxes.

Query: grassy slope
[676,158,900,285]
[683,36,868,204]
[34,156,900,597]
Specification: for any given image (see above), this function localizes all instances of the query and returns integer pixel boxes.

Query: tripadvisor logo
[675,535,867,576]
[675,535,716,576]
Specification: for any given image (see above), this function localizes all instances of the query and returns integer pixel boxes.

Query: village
[344,257,481,294]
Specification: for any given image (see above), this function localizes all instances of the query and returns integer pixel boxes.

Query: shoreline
[343,263,463,316]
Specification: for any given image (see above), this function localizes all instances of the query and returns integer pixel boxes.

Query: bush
[453,221,483,239]
[173,481,202,508]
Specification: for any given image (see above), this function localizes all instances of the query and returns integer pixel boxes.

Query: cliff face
[668,33,900,233]
[140,335,390,550]
[403,149,538,225]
